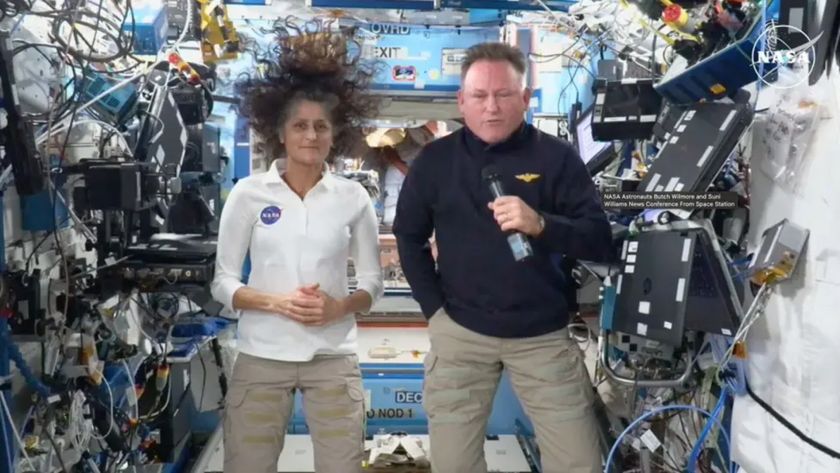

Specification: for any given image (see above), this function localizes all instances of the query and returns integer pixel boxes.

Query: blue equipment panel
[308,0,575,11]
[124,0,168,55]
[102,363,135,410]
[358,23,499,95]
[0,322,13,473]
[309,0,434,8]
[600,281,617,332]
[467,9,506,25]
[21,189,69,232]
[289,362,535,436]
[80,73,138,123]
[443,0,574,9]
[654,1,779,103]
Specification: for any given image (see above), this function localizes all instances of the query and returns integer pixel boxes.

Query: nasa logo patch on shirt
[260,206,282,225]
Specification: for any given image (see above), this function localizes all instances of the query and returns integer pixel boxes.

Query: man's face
[458,60,531,145]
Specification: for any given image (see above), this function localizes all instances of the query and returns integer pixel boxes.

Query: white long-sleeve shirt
[211,162,383,361]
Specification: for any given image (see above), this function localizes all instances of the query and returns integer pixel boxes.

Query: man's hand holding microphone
[488,196,545,237]
[482,165,546,261]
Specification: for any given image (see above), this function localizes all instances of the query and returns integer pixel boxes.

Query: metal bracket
[599,330,694,388]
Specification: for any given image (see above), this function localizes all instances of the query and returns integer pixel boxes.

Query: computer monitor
[574,105,615,175]
[612,224,742,346]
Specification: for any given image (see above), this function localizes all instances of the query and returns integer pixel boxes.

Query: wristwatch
[537,214,546,235]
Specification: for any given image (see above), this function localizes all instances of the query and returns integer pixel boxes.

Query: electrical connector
[156,364,170,391]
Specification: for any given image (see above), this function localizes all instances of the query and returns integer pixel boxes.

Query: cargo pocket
[343,380,366,451]
[523,350,592,422]
[346,379,366,438]
[307,378,364,422]
[422,353,483,423]
[306,379,366,444]
[346,379,365,403]
[223,387,250,465]
[231,385,293,430]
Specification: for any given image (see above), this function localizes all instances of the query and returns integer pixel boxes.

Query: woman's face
[281,100,335,167]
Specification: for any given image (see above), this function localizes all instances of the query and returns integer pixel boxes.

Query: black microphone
[482,165,534,262]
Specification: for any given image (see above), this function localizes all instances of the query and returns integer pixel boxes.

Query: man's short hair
[460,42,527,80]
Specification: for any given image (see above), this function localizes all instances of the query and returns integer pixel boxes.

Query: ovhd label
[260,206,282,225]
[368,24,411,35]
[395,391,423,404]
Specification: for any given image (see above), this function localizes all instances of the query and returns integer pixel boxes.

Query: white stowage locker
[730,72,840,473]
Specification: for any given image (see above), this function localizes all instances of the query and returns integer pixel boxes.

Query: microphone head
[481,165,501,182]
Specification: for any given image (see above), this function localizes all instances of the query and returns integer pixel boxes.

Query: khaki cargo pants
[424,310,601,473]
[223,353,366,473]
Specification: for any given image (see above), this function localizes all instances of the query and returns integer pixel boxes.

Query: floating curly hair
[236,17,380,162]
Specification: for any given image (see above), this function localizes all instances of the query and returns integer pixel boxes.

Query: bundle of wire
[605,403,734,473]
[68,390,93,452]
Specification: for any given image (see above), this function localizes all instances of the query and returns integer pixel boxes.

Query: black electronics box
[171,85,208,126]
[182,124,221,173]
[592,78,662,141]
[778,0,810,49]
[83,163,145,210]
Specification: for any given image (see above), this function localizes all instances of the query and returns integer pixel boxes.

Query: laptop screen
[613,227,741,345]
[576,107,613,167]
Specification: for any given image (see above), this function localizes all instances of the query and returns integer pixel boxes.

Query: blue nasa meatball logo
[260,206,282,225]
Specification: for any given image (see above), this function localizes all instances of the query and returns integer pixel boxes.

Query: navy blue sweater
[393,123,612,338]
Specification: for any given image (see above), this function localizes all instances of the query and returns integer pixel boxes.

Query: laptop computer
[612,224,742,346]
[574,104,616,176]
[126,233,217,262]
[639,102,752,194]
